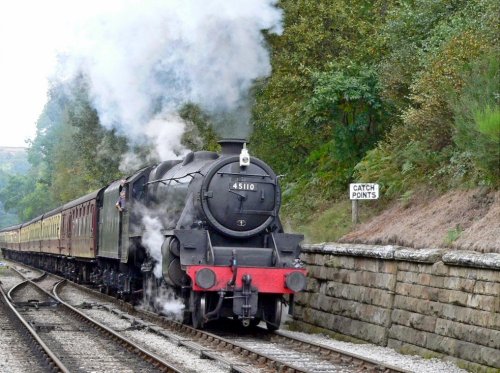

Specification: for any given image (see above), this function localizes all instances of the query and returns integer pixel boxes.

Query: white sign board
[350,183,379,200]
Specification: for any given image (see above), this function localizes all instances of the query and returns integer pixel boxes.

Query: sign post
[352,199,360,224]
[349,183,379,224]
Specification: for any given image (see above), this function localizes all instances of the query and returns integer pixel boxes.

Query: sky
[0,1,82,147]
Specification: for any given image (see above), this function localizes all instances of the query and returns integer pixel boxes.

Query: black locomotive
[0,139,307,330]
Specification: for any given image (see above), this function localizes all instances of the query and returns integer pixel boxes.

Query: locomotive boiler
[0,139,306,330]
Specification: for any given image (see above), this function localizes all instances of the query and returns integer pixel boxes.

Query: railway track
[1,266,185,373]
[58,278,409,372]
[4,260,411,372]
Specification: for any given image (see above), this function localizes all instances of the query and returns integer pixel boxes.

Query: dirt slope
[340,189,499,253]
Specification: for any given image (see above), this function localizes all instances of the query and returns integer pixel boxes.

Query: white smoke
[141,215,164,278]
[55,0,283,159]
[156,286,185,320]
[141,211,186,319]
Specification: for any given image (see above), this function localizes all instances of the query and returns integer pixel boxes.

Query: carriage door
[119,184,130,263]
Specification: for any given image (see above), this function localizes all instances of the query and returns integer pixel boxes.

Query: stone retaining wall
[293,243,500,372]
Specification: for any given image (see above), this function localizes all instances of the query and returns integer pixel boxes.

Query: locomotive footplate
[187,265,307,295]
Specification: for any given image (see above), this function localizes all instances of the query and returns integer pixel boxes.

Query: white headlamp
[239,143,250,167]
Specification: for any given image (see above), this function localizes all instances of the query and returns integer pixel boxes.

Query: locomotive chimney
[218,139,247,156]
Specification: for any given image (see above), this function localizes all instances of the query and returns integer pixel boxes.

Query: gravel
[0,266,24,291]
[0,295,44,372]
[2,265,469,373]
[62,290,228,373]
[279,329,468,373]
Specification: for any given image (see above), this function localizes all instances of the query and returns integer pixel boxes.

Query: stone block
[301,307,388,345]
[325,256,355,270]
[397,261,420,273]
[316,296,392,326]
[426,333,499,367]
[442,251,500,271]
[394,248,444,263]
[417,273,433,286]
[305,265,321,279]
[353,257,381,272]
[329,268,349,283]
[321,243,397,260]
[443,277,476,292]
[322,281,394,307]
[292,305,305,321]
[440,303,500,329]
[300,243,325,253]
[428,261,449,276]
[435,318,500,349]
[300,253,314,265]
[429,275,446,288]
[466,293,499,312]
[448,266,500,282]
[389,324,427,347]
[395,282,442,302]
[474,280,500,296]
[402,261,439,275]
[391,309,437,332]
[481,347,500,369]
[394,295,444,318]
[327,268,396,290]
[425,333,446,353]
[377,260,397,274]
[294,292,311,306]
[393,295,499,329]
[397,270,418,284]
[447,290,469,307]
[423,286,444,302]
[305,277,321,292]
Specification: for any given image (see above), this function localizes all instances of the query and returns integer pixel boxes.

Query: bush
[452,53,500,185]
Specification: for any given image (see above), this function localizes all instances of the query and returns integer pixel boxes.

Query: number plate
[230,182,257,191]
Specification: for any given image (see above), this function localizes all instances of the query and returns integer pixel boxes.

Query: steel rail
[0,279,70,373]
[8,266,185,373]
[52,279,185,373]
[272,329,412,373]
[9,259,412,373]
[61,277,412,373]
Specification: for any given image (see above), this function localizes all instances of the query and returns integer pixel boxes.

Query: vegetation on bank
[252,0,499,236]
[0,0,498,238]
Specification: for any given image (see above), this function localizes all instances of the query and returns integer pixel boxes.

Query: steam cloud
[57,0,283,160]
[48,1,283,315]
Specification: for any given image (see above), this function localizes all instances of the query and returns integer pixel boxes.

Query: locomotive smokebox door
[201,140,281,239]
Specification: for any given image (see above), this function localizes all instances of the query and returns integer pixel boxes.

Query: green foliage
[0,76,129,221]
[250,0,499,237]
[0,174,53,222]
[476,105,500,141]
[179,103,221,152]
[252,0,390,174]
[304,64,388,177]
[0,148,30,227]
[51,80,127,201]
[451,53,500,185]
[444,225,463,246]
[353,0,499,204]
[290,199,356,243]
[1,0,498,237]
[0,148,30,175]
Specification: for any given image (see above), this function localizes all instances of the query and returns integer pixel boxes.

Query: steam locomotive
[0,139,306,330]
